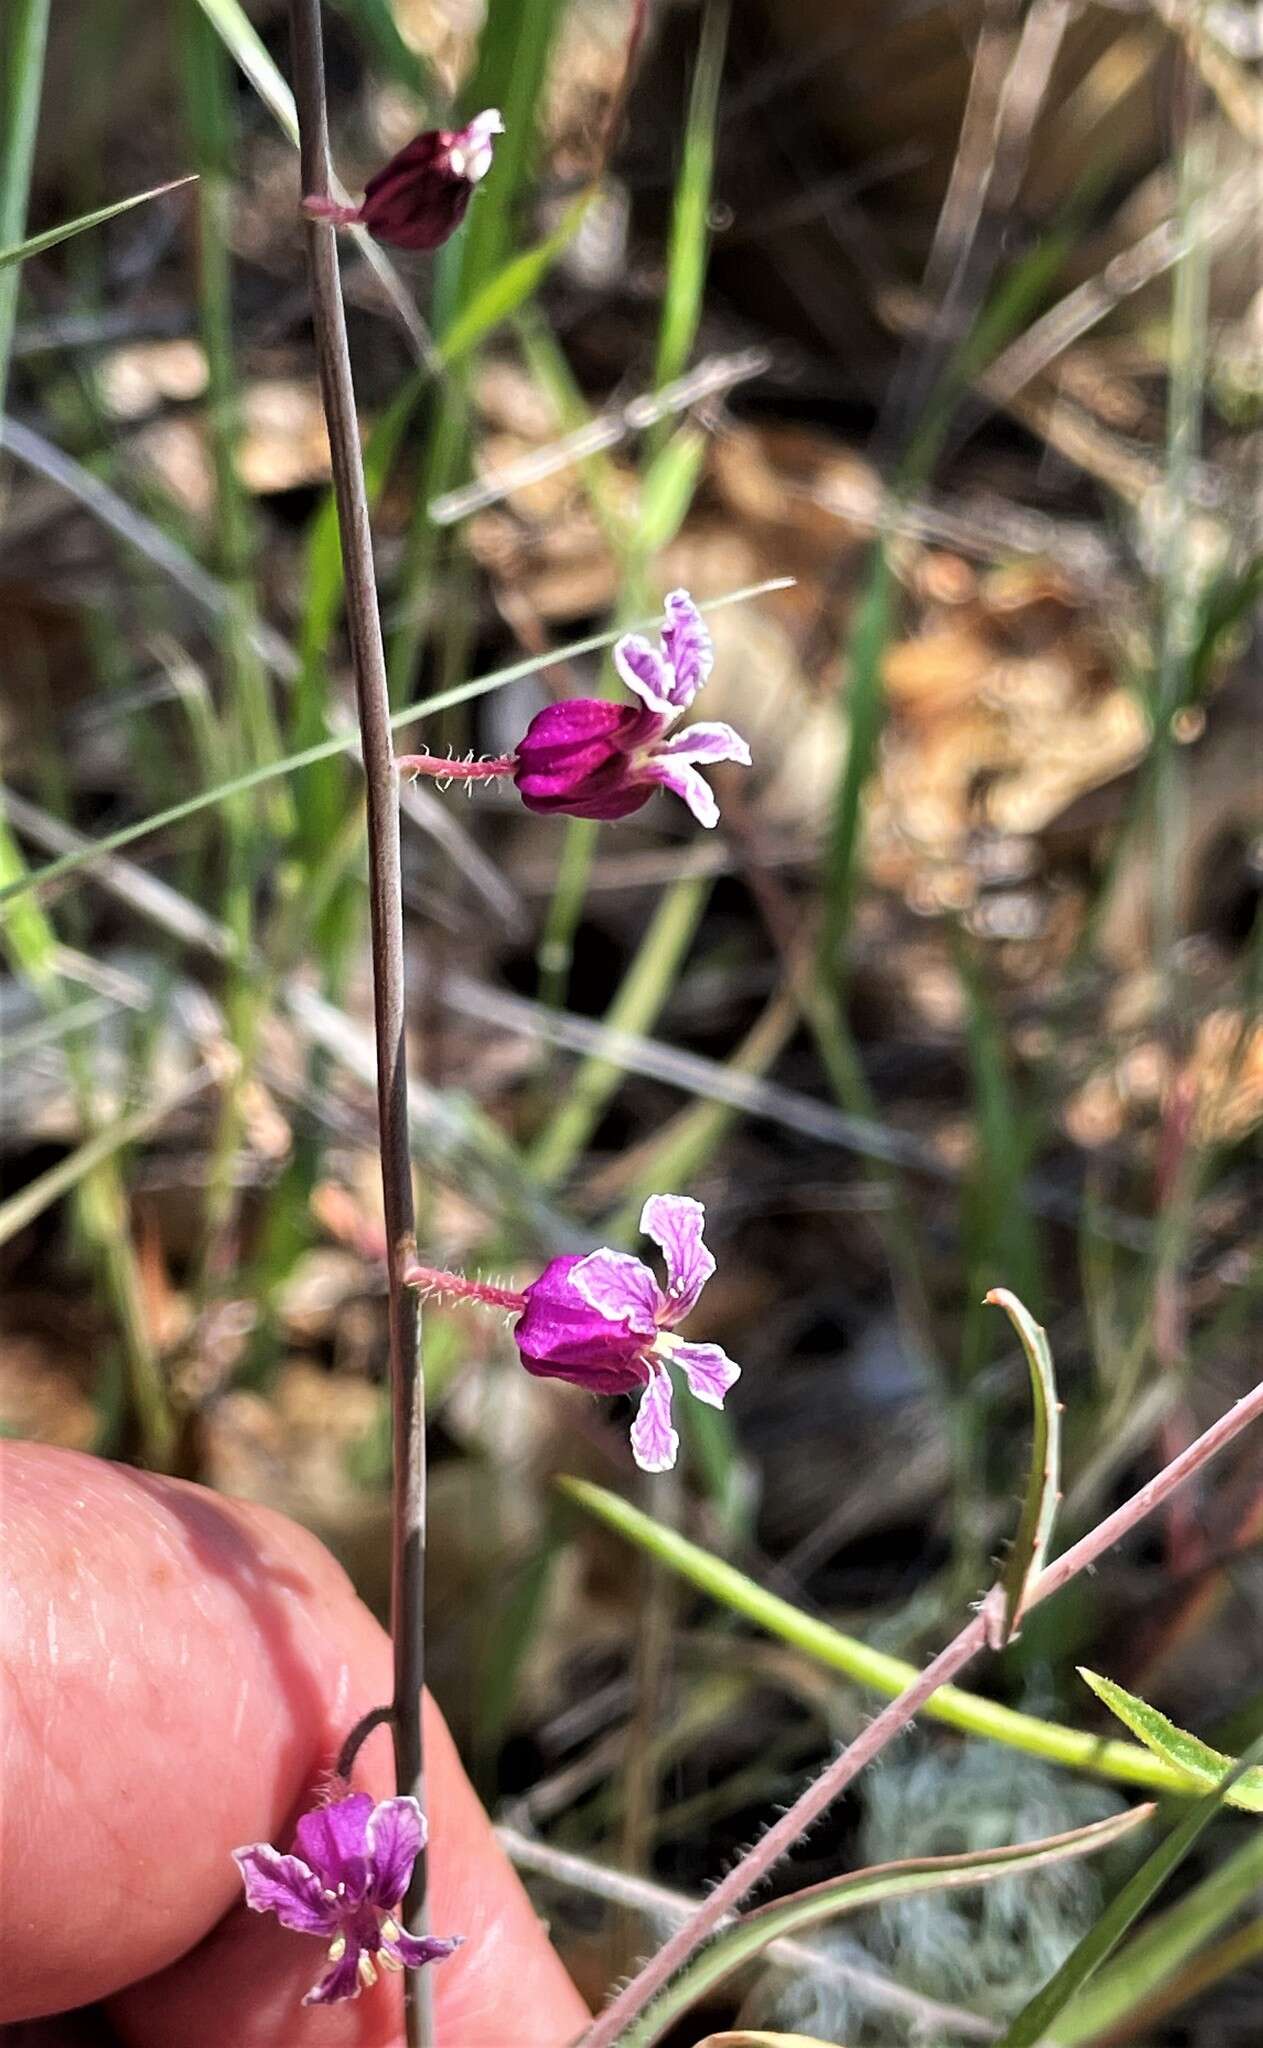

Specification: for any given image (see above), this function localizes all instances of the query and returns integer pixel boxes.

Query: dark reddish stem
[287,2,429,2038]
[402,1262,527,1313]
[397,752,516,783]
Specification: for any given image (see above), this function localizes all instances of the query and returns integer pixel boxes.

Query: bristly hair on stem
[286,1,430,2041]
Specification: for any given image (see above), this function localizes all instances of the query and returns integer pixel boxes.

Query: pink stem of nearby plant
[287,2,430,2042]
[397,752,517,783]
[579,1373,1263,2048]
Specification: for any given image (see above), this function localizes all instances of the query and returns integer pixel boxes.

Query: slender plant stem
[397,752,516,782]
[402,1261,527,1312]
[580,1373,1263,2047]
[286,4,429,2039]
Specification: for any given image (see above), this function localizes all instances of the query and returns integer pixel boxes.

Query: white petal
[639,1193,714,1319]
[629,1369,679,1472]
[641,758,720,828]
[656,720,751,768]
[613,634,677,718]
[672,1340,740,1409]
[572,1249,661,1333]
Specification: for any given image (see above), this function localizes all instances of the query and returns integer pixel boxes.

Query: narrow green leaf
[653,0,729,394]
[328,0,434,101]
[987,1288,1062,1641]
[624,1809,1153,2048]
[0,176,198,271]
[192,0,298,141]
[636,425,708,554]
[0,1067,215,1248]
[819,542,893,969]
[439,194,590,365]
[999,1735,1263,2046]
[0,0,51,412]
[1051,1829,1263,2043]
[558,1477,1198,1796]
[1079,1669,1263,1813]
[528,874,710,1187]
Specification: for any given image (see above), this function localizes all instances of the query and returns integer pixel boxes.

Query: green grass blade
[818,542,894,972]
[444,0,566,289]
[558,1477,1204,1796]
[957,932,1043,1384]
[0,1065,215,1248]
[987,1288,1062,1642]
[625,1808,1153,2048]
[328,0,434,102]
[1050,1829,1263,2044]
[636,425,709,553]
[528,874,711,1187]
[0,0,51,411]
[1079,1669,1263,1813]
[438,194,590,365]
[192,0,298,141]
[190,0,432,363]
[0,822,174,1464]
[0,579,789,908]
[0,176,198,271]
[998,1735,1263,2046]
[653,0,730,397]
[597,989,800,1244]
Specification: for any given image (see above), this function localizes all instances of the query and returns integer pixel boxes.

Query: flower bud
[511,699,662,822]
[305,110,503,252]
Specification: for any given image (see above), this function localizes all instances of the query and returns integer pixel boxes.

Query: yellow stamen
[357,1950,378,1989]
[327,1933,347,1963]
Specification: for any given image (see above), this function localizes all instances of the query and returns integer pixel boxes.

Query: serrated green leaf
[1080,1669,1263,1813]
[988,1287,1061,1641]
[622,1808,1152,2048]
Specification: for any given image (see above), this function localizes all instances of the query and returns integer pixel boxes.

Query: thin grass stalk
[286,4,429,2038]
[0,0,50,415]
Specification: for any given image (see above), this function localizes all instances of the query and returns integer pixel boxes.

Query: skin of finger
[1,1442,589,2044]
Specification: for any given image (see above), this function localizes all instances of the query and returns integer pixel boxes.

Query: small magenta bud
[306,110,503,252]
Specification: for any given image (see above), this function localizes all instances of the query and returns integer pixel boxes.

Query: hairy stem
[402,1261,527,1312]
[397,751,517,783]
[286,3,429,2039]
[581,1374,1263,2046]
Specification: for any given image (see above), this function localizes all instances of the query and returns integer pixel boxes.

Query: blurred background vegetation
[1,0,1261,2040]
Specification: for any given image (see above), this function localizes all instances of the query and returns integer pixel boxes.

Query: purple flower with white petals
[513,1194,740,1472]
[512,589,751,827]
[233,1791,461,2006]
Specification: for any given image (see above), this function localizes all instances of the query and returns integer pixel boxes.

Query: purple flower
[513,1194,740,1471]
[512,589,751,827]
[304,110,503,251]
[233,1791,460,2006]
